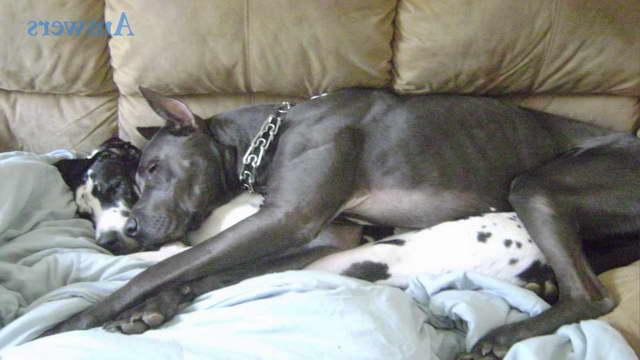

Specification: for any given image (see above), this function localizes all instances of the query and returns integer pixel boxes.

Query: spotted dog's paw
[525,280,558,304]
[103,285,193,334]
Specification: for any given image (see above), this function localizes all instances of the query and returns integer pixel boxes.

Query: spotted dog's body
[49,88,640,359]
[55,138,141,254]
[308,212,557,302]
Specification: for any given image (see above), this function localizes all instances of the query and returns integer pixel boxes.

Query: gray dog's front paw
[456,341,510,360]
[103,286,193,334]
[455,325,520,360]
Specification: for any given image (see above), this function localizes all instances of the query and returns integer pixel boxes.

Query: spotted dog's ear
[54,158,94,190]
[139,86,208,133]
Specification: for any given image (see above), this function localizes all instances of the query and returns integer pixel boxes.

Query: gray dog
[48,88,639,359]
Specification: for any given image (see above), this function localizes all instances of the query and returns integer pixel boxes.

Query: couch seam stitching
[533,0,560,93]
[243,0,254,103]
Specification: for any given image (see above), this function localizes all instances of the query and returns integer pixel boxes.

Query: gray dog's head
[124,88,237,248]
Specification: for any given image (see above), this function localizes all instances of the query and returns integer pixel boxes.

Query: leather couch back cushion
[393,0,640,96]
[0,0,114,95]
[505,95,640,132]
[106,0,396,97]
[0,91,117,153]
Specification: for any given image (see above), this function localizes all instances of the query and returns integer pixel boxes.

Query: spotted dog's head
[55,138,141,254]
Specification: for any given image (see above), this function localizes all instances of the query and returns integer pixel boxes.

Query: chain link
[239,101,294,192]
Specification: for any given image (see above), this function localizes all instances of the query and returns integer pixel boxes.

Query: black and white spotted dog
[307,212,558,303]
[55,138,141,255]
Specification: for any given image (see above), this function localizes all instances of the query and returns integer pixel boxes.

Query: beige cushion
[0,90,118,153]
[107,0,395,97]
[393,0,640,96]
[121,91,640,149]
[504,95,640,132]
[599,261,640,355]
[0,0,114,95]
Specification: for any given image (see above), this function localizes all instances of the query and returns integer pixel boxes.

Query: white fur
[129,193,264,261]
[307,213,545,288]
[131,242,190,262]
[188,192,263,246]
[95,202,127,234]
[74,171,99,217]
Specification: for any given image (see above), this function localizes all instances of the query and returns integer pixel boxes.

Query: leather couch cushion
[0,90,117,153]
[393,0,640,96]
[599,261,640,355]
[0,0,114,95]
[107,0,396,97]
[505,95,640,132]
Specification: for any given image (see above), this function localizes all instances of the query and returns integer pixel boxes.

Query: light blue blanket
[0,152,636,359]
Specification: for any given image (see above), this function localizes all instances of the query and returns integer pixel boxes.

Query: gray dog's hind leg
[460,136,640,359]
[103,246,342,334]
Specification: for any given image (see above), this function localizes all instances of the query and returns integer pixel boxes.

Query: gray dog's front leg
[102,245,342,334]
[458,141,640,359]
[44,210,332,336]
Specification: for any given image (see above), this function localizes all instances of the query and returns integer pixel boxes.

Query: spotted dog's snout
[97,231,120,251]
[93,201,140,254]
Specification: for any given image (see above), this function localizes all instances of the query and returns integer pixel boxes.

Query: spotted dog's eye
[110,180,123,192]
[147,162,158,174]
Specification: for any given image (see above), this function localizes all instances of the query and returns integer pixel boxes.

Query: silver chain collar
[239,101,294,193]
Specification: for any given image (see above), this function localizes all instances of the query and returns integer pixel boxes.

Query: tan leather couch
[1,0,638,353]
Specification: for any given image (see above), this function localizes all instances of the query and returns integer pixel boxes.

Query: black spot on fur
[376,238,406,246]
[509,258,519,265]
[516,241,522,249]
[518,261,555,283]
[121,210,131,217]
[341,261,391,282]
[509,215,518,221]
[504,239,513,248]
[477,231,492,243]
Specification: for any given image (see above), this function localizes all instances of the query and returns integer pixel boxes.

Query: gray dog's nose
[125,217,139,237]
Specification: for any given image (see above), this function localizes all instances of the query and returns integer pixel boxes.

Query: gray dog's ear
[137,126,161,140]
[139,86,206,132]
